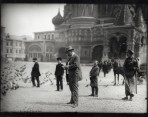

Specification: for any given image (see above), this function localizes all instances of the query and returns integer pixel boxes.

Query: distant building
[1,4,147,63]
[25,4,147,63]
[25,30,67,62]
[1,27,26,61]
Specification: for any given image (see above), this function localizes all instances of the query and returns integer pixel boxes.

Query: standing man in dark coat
[65,55,70,84]
[89,60,100,97]
[31,58,41,87]
[64,46,82,108]
[55,57,64,91]
[122,49,139,101]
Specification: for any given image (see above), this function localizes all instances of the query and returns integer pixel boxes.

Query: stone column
[43,41,46,62]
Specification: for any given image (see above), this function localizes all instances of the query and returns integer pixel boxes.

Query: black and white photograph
[1,3,147,113]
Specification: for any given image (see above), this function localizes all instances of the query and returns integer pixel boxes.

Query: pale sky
[1,4,65,39]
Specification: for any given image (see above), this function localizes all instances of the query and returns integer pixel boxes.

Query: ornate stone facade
[25,4,147,63]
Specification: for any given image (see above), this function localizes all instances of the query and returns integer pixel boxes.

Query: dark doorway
[109,37,119,59]
[109,36,127,59]
[118,36,127,59]
[92,45,103,61]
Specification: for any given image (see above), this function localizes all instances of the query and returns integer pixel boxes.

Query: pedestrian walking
[102,60,108,77]
[89,60,100,97]
[122,49,139,101]
[107,59,112,72]
[55,57,64,91]
[64,46,82,108]
[31,58,41,87]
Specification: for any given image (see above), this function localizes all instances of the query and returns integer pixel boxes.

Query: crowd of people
[31,46,144,108]
[98,59,113,77]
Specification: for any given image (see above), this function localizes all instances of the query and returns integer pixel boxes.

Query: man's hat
[127,49,134,55]
[65,46,74,53]
[33,58,37,60]
[57,57,62,61]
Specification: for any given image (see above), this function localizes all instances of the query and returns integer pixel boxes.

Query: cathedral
[25,4,147,63]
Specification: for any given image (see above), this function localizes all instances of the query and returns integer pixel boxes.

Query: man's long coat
[31,62,41,77]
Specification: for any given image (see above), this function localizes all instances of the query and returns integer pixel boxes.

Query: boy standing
[89,60,100,97]
[31,58,41,87]
[55,57,64,91]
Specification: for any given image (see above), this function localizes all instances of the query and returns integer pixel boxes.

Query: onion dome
[52,10,64,26]
[115,5,134,26]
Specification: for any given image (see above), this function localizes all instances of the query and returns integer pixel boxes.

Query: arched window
[92,45,104,61]
[46,46,53,52]
[29,45,42,59]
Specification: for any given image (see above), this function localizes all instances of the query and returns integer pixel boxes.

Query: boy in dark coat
[89,60,100,97]
[31,58,41,87]
[55,57,64,91]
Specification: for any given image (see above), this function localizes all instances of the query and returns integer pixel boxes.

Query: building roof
[34,31,55,33]
[5,35,33,41]
[25,39,55,42]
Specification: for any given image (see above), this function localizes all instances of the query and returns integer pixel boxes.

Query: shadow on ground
[27,101,70,107]
[97,97,123,101]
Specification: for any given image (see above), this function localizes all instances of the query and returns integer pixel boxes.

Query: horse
[113,60,125,85]
[113,66,125,85]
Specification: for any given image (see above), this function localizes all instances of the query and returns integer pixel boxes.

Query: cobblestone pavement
[1,63,147,113]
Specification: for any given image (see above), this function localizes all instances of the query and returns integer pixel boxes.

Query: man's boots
[89,87,94,96]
